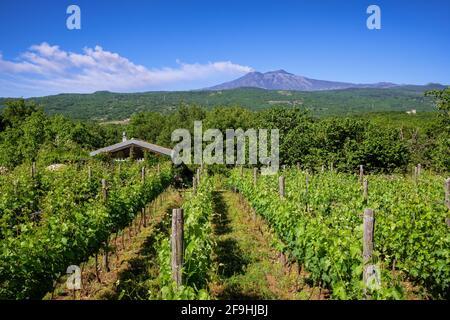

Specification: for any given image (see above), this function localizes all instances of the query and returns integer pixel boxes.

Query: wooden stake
[279,176,285,199]
[445,178,450,214]
[101,179,108,203]
[363,179,369,203]
[363,208,375,294]
[359,165,364,184]
[193,176,197,194]
[305,173,309,211]
[141,166,146,183]
[31,162,36,178]
[171,208,184,287]
[253,168,258,186]
[444,178,450,206]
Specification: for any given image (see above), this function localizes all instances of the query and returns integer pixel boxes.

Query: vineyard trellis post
[101,179,110,272]
[141,166,146,183]
[171,208,184,287]
[141,166,146,227]
[359,165,364,184]
[445,178,450,227]
[363,179,369,203]
[31,162,36,178]
[445,178,450,209]
[193,176,197,194]
[253,168,258,186]
[88,166,92,183]
[363,208,379,296]
[102,179,108,203]
[279,176,285,199]
[305,173,309,211]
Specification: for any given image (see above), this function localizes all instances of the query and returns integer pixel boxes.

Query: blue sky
[0,0,449,97]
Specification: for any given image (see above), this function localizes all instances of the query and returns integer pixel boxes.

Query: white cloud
[0,42,253,96]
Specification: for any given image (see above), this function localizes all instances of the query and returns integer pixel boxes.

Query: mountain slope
[207,69,398,91]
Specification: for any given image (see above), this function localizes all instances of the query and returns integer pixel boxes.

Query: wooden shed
[89,132,173,161]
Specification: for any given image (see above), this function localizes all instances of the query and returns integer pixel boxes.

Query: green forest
[0,85,445,121]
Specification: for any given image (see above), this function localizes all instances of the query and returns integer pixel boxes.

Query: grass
[209,189,327,300]
[45,188,182,300]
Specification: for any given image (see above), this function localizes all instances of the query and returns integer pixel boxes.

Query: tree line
[0,88,448,173]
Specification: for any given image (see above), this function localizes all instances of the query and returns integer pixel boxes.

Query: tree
[1,99,39,127]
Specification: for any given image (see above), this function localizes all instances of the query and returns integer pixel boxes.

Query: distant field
[0,85,444,120]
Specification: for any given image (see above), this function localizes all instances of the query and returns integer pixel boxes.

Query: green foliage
[0,162,173,299]
[1,85,443,121]
[229,168,449,299]
[151,171,214,300]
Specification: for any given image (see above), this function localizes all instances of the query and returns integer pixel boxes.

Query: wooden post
[157,163,160,174]
[359,165,364,184]
[279,176,285,199]
[31,162,36,178]
[141,166,146,183]
[253,168,258,186]
[444,178,449,205]
[363,179,369,203]
[196,168,200,185]
[417,164,422,176]
[363,208,375,293]
[88,166,92,183]
[192,176,197,195]
[321,165,325,173]
[282,164,286,171]
[297,162,300,170]
[101,179,108,203]
[171,208,184,287]
[445,178,450,212]
[305,173,309,211]
[330,162,334,172]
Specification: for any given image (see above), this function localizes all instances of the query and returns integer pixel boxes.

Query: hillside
[0,84,445,121]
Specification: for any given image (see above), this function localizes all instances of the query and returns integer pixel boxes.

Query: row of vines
[0,161,173,299]
[229,168,449,299]
[152,171,215,299]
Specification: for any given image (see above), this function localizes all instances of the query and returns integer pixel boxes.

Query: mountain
[206,69,399,91]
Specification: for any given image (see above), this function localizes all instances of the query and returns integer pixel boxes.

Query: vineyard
[0,161,173,299]
[0,161,449,300]
[229,167,450,299]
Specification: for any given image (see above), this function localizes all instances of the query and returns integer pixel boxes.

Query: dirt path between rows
[210,190,327,300]
[47,188,182,300]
